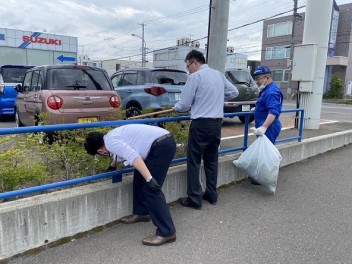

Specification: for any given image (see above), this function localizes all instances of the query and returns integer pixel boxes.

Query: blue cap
[253,66,271,76]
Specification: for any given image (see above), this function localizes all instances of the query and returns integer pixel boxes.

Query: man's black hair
[84,132,105,155]
[185,49,206,64]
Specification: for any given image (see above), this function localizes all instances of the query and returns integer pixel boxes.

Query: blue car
[111,68,187,118]
[0,65,34,121]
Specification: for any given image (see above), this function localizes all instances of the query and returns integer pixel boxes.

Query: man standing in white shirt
[174,50,239,209]
[84,124,176,246]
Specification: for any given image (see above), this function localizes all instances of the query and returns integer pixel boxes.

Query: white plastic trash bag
[233,135,282,193]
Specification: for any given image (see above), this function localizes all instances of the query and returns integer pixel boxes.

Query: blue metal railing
[0,109,304,199]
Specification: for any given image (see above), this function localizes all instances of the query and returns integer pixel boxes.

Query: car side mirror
[15,84,23,93]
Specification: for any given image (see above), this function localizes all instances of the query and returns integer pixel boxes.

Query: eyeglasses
[255,76,266,81]
[186,61,194,69]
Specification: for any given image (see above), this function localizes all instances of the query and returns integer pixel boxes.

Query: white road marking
[321,111,351,115]
[221,120,338,140]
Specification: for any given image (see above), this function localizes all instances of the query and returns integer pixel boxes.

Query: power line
[92,2,328,62]
[228,5,306,32]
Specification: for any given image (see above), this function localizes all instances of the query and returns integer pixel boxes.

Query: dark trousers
[187,118,222,206]
[132,136,176,237]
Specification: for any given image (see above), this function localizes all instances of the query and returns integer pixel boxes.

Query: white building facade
[153,43,248,72]
[0,27,77,65]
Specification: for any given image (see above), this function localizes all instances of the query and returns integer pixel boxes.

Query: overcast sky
[1,0,351,62]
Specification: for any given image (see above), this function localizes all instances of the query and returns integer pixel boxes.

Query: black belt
[194,118,222,120]
[154,133,172,144]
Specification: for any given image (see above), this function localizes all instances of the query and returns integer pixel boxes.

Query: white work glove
[251,126,267,136]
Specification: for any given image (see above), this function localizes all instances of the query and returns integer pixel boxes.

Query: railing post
[298,109,304,142]
[112,173,123,183]
[243,113,250,150]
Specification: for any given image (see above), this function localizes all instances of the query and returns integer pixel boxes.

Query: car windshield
[225,70,255,86]
[151,71,187,85]
[49,68,111,90]
[0,67,32,83]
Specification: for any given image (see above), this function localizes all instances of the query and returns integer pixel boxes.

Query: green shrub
[0,108,190,193]
[0,135,51,192]
[324,72,344,99]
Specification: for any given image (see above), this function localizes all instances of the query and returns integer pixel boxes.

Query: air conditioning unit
[182,37,190,46]
[226,46,235,53]
[191,40,200,48]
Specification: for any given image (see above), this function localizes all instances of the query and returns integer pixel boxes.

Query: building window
[235,57,246,64]
[265,46,290,60]
[169,51,177,59]
[272,69,289,82]
[156,52,169,60]
[267,21,292,38]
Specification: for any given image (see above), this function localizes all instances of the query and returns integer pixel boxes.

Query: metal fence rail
[0,109,304,199]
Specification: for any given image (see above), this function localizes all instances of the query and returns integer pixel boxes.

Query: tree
[324,72,344,99]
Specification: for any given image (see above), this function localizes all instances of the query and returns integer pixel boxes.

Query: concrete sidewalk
[7,144,352,264]
[5,122,352,264]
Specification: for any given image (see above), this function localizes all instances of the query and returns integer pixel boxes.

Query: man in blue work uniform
[84,124,176,246]
[252,65,283,144]
[251,66,283,185]
[174,50,239,209]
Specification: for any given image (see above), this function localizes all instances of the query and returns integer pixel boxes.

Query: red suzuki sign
[22,35,62,45]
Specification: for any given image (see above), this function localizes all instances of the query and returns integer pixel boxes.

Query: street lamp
[132,32,146,67]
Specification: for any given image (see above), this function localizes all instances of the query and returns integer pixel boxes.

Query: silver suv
[111,68,187,117]
[224,68,259,123]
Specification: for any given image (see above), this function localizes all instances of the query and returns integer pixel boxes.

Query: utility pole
[298,0,333,129]
[289,0,299,128]
[207,0,230,73]
[288,0,298,94]
[140,22,146,67]
[206,0,212,63]
[132,23,146,67]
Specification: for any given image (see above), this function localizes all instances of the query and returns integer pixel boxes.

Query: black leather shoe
[178,197,202,210]
[142,233,176,246]
[251,179,261,185]
[202,192,217,205]
[119,214,150,224]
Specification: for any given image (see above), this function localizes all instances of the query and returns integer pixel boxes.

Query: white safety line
[321,111,352,115]
[221,120,338,140]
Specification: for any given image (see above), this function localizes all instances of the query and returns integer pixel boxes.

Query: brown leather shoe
[142,233,176,246]
[119,214,150,224]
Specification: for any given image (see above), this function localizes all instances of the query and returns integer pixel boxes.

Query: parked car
[110,68,187,117]
[15,64,121,127]
[224,68,259,123]
[0,65,34,121]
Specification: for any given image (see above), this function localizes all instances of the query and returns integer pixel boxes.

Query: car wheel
[126,106,142,118]
[238,115,254,124]
[15,110,23,127]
